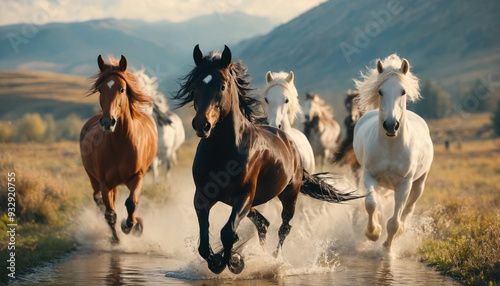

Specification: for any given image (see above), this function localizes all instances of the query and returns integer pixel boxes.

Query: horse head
[345,90,361,127]
[263,71,299,130]
[96,55,130,133]
[376,58,410,137]
[191,45,233,138]
[304,93,322,121]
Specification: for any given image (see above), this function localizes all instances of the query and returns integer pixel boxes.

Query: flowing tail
[300,170,365,203]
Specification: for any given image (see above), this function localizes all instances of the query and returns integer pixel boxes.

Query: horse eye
[264,98,268,103]
[285,98,289,104]
[401,89,406,96]
[120,88,125,93]
[220,85,225,91]
[378,90,383,96]
[97,87,101,93]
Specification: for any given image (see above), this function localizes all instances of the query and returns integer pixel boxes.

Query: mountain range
[0,12,277,77]
[235,0,500,96]
[1,1,499,107]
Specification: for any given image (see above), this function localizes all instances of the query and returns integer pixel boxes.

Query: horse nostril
[111,118,116,127]
[278,124,282,129]
[383,121,388,130]
[395,121,400,131]
[203,122,211,132]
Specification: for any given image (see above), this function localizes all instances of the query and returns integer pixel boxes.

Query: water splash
[72,166,435,280]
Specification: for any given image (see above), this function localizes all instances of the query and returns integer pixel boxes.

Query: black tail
[300,170,365,203]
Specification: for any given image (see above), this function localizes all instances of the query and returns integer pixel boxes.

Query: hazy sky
[0,0,327,26]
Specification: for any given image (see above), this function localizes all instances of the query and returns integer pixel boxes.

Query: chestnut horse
[175,45,363,274]
[80,55,158,244]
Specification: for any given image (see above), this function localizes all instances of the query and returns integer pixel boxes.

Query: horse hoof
[132,217,144,237]
[228,252,245,274]
[110,236,120,245]
[207,252,226,274]
[273,249,281,258]
[121,219,132,235]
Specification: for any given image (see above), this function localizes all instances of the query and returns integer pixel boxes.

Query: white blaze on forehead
[203,74,212,84]
[107,80,115,89]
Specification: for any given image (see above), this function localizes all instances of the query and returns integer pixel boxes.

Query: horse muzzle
[100,117,117,133]
[382,120,399,137]
[192,117,212,138]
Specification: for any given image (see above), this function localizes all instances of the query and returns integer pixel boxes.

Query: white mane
[354,54,420,113]
[133,67,169,112]
[262,71,302,124]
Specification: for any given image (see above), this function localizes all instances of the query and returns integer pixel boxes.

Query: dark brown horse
[333,90,363,173]
[80,55,158,244]
[175,45,363,274]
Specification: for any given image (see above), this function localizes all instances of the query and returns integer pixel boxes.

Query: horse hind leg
[247,207,270,247]
[122,174,144,236]
[274,183,299,258]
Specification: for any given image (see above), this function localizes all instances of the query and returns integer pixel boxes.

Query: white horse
[303,93,341,167]
[263,71,315,173]
[134,68,185,182]
[353,54,433,252]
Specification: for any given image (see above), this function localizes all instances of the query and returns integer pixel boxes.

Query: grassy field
[0,113,498,284]
[0,71,98,121]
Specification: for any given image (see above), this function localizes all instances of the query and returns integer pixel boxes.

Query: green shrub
[17,113,47,142]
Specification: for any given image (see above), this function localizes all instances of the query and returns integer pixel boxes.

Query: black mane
[174,50,267,124]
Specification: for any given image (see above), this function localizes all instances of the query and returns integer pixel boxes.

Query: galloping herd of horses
[79,45,433,274]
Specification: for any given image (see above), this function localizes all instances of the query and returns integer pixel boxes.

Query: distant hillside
[0,71,96,120]
[0,13,277,77]
[235,0,500,98]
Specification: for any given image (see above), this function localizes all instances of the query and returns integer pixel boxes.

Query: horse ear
[286,71,294,83]
[401,58,409,75]
[376,59,384,74]
[97,55,106,71]
[119,55,127,72]
[266,71,273,83]
[193,44,204,67]
[219,45,232,69]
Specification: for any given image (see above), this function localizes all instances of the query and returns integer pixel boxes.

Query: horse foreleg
[221,195,253,274]
[383,180,412,250]
[101,185,119,244]
[194,194,223,274]
[364,173,382,242]
[247,207,270,246]
[122,174,144,236]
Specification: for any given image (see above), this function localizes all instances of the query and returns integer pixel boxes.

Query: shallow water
[12,251,457,285]
[11,169,457,285]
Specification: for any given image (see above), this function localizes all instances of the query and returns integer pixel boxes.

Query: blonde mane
[262,71,302,125]
[354,54,420,113]
[307,93,335,123]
